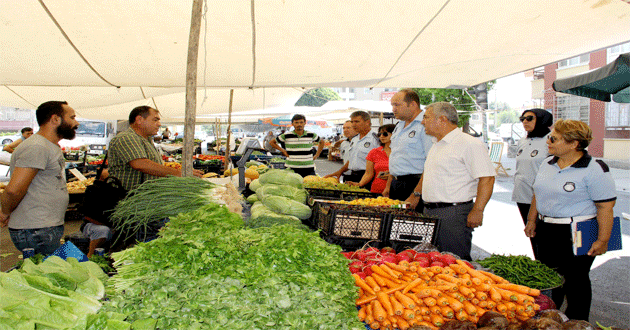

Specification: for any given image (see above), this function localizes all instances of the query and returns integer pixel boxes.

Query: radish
[349,261,364,274]
[381,254,397,264]
[414,253,429,261]
[396,253,412,263]
[356,271,367,279]
[363,266,373,277]
[430,261,445,267]
[355,251,368,262]
[381,247,396,254]
[341,252,353,259]
[439,254,457,265]
[364,247,380,255]
[416,257,430,268]
[427,251,442,262]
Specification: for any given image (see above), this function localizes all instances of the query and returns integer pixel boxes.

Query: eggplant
[441,320,477,330]
[477,311,509,330]
[536,317,563,330]
[539,309,569,324]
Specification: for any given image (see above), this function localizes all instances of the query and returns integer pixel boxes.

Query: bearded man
[0,101,80,255]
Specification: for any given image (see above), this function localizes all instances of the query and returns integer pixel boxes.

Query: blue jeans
[9,225,64,256]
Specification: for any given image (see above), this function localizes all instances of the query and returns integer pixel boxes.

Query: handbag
[79,152,127,227]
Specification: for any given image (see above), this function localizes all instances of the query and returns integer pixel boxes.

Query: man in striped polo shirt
[270,114,325,177]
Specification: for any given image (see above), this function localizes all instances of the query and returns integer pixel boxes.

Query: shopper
[2,127,34,153]
[325,111,378,189]
[525,119,616,320]
[269,114,325,177]
[263,131,275,153]
[347,124,395,194]
[383,89,433,211]
[0,101,79,255]
[421,102,496,261]
[512,108,553,259]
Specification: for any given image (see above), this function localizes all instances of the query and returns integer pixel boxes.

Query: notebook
[571,216,622,256]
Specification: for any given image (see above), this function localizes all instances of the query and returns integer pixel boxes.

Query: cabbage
[249,179,262,192]
[256,184,307,204]
[261,196,312,220]
[246,194,259,204]
[258,169,303,188]
[249,202,308,230]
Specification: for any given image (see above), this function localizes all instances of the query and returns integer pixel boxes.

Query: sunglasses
[519,115,535,122]
[547,135,560,143]
[377,132,390,137]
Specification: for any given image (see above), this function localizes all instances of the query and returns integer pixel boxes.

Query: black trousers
[390,175,423,212]
[537,221,595,320]
[517,202,540,260]
[343,170,371,191]
[291,167,316,178]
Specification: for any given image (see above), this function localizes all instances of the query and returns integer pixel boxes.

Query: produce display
[269,157,286,163]
[338,197,405,207]
[0,256,110,329]
[66,177,96,194]
[102,203,363,329]
[477,254,564,290]
[110,176,242,240]
[164,161,182,169]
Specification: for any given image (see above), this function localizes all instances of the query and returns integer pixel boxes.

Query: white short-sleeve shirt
[422,129,496,203]
[512,135,549,203]
[347,132,379,171]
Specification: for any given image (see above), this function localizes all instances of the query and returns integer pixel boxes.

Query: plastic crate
[305,188,380,201]
[312,202,388,241]
[64,232,90,256]
[382,209,440,250]
[269,162,286,169]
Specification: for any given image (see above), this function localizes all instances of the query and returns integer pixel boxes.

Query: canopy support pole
[224,89,234,170]
[182,0,203,177]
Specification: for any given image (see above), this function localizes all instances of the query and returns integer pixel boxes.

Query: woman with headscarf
[511,108,553,259]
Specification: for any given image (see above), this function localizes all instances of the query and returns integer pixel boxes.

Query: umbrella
[552,52,630,103]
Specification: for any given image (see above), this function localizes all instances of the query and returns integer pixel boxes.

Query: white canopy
[2,0,630,119]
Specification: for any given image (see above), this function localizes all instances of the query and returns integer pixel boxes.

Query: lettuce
[258,169,303,188]
[255,184,307,204]
[261,195,312,220]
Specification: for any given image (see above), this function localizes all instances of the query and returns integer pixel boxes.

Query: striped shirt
[276,131,320,169]
[108,128,163,191]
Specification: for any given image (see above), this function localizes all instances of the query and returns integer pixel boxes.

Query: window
[556,95,589,124]
[606,102,630,127]
[557,54,589,69]
[76,121,106,137]
[609,42,630,56]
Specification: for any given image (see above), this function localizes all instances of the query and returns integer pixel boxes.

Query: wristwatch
[413,191,421,197]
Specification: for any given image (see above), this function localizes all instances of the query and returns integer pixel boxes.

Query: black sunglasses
[377,132,390,137]
[519,115,535,122]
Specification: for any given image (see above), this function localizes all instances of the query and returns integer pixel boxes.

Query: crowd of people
[0,93,618,321]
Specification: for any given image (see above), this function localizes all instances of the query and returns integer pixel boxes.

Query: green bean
[477,254,563,289]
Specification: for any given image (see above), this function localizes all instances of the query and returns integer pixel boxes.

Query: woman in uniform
[524,119,616,320]
[512,109,552,259]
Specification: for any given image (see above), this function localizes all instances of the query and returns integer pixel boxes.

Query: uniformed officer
[525,119,616,321]
[512,108,553,259]
[383,89,433,210]
[326,111,378,189]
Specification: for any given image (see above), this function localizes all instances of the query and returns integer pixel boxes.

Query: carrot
[419,275,431,282]
[353,274,376,295]
[488,287,502,302]
[441,306,455,319]
[395,316,411,330]
[505,301,517,311]
[495,303,508,313]
[458,286,475,299]
[471,298,480,305]
[455,309,469,321]
[474,283,492,292]
[356,295,376,306]
[449,263,467,275]
[471,277,482,286]
[418,321,438,330]
[370,321,381,329]
[463,300,477,315]
[418,306,430,316]
[478,300,488,308]
[495,283,541,296]
[445,296,465,312]
[430,313,444,327]
[358,288,364,297]
[408,263,418,272]
[495,288,518,302]
[515,304,525,314]
[441,267,453,276]
[377,291,395,316]
[365,303,375,325]
[486,300,497,310]
[386,262,407,273]
[429,266,443,274]
[365,276,381,292]
[468,314,479,324]
[401,275,415,282]
[372,264,397,280]
[436,296,449,306]
[372,300,388,322]
[381,318,392,330]
[514,293,533,305]
[402,308,415,321]
[371,273,388,287]
[402,278,424,294]
[478,270,509,284]
[394,291,416,309]
[423,297,437,307]
[380,264,402,279]
[382,276,403,289]
[358,305,367,321]
[446,291,465,302]
[406,292,423,306]
[390,295,405,315]
[475,291,488,301]
[429,305,441,315]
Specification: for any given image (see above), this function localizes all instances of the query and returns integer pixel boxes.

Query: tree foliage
[295,88,342,107]
[411,88,476,128]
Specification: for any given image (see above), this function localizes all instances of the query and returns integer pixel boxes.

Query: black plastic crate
[269,162,286,169]
[305,188,380,201]
[382,209,439,250]
[312,202,388,241]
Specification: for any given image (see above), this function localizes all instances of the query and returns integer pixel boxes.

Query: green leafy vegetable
[477,254,564,289]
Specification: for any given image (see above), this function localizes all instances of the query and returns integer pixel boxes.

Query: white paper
[69,168,87,181]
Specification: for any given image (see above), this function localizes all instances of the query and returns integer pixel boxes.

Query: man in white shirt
[420,102,496,260]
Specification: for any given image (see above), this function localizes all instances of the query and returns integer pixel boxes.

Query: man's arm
[129,158,202,178]
[313,140,325,160]
[269,139,288,158]
[324,161,349,178]
[2,140,21,153]
[467,176,495,228]
[0,167,38,226]
[404,174,424,208]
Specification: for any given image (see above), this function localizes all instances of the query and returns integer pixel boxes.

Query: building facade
[530,42,630,159]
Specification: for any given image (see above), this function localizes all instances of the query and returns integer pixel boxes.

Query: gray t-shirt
[8,134,68,229]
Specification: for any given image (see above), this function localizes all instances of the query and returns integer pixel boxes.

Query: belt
[423,200,473,209]
[392,173,422,181]
[350,170,365,175]
[538,214,596,224]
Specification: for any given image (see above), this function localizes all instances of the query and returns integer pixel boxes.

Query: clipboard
[571,216,622,255]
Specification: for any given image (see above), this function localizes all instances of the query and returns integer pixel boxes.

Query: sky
[490,72,533,109]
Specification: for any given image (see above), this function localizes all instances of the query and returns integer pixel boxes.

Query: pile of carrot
[353,260,540,330]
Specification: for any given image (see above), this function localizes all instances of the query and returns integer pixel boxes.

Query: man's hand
[467,209,484,228]
[382,187,390,197]
[346,181,359,186]
[588,240,609,256]
[405,195,420,209]
[524,220,537,238]
[281,150,289,158]
[323,173,339,179]
[193,169,204,178]
[0,211,9,228]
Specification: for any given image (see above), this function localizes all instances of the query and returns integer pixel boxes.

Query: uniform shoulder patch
[595,159,610,173]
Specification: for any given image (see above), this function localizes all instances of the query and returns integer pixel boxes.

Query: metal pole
[182,0,203,177]
[225,89,234,169]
